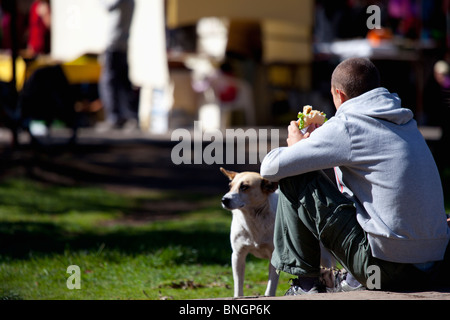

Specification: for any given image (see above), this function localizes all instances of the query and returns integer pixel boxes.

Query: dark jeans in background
[99,50,137,125]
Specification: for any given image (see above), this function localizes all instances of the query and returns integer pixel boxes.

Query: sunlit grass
[0,178,291,300]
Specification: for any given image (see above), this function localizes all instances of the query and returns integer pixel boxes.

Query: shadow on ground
[0,219,231,265]
[0,134,261,195]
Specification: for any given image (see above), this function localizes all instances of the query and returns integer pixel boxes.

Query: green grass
[0,178,291,300]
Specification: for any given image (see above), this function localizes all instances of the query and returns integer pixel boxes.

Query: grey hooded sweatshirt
[261,87,450,264]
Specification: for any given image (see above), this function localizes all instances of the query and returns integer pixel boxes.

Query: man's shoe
[339,279,366,292]
[121,118,139,132]
[95,120,121,133]
[326,269,366,292]
[284,278,323,296]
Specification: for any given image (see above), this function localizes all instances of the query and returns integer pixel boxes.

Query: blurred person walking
[97,0,138,132]
[27,0,51,56]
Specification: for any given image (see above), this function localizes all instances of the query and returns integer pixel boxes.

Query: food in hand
[297,105,327,130]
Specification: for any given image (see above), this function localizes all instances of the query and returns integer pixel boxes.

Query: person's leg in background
[99,50,120,127]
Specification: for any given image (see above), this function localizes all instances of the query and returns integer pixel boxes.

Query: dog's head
[220,167,278,211]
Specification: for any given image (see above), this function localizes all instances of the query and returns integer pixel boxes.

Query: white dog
[220,168,279,297]
[220,168,337,297]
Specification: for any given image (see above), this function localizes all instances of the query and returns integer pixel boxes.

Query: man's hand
[286,121,318,147]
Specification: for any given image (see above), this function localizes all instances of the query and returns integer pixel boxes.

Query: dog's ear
[261,178,278,193]
[220,167,238,181]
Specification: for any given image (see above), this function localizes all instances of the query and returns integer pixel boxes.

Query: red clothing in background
[28,1,50,55]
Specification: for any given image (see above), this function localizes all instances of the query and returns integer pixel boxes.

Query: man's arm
[260,118,352,182]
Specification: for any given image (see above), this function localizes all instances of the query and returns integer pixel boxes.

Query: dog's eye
[240,184,249,191]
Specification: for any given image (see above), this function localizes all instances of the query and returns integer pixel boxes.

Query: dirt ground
[224,289,450,300]
[1,127,450,300]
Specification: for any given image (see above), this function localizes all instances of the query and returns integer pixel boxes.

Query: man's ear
[220,167,237,181]
[337,88,349,104]
[261,178,278,193]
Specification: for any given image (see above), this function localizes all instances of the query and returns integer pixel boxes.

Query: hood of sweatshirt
[336,87,414,125]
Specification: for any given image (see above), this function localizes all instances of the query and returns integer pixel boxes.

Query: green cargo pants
[272,171,450,291]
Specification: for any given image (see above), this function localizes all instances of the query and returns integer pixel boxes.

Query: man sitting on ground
[261,57,450,294]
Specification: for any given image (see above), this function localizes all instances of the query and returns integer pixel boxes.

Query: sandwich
[297,105,327,130]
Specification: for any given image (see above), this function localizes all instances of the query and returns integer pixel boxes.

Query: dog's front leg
[232,251,247,297]
[265,263,279,296]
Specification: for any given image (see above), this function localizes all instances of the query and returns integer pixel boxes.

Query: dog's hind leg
[265,262,279,296]
[232,251,247,297]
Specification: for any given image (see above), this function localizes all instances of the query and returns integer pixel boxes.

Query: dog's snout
[221,196,231,208]
[221,194,244,210]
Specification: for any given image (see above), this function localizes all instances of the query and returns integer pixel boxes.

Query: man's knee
[278,172,322,203]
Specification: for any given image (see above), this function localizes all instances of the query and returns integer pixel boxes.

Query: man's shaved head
[331,58,381,99]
